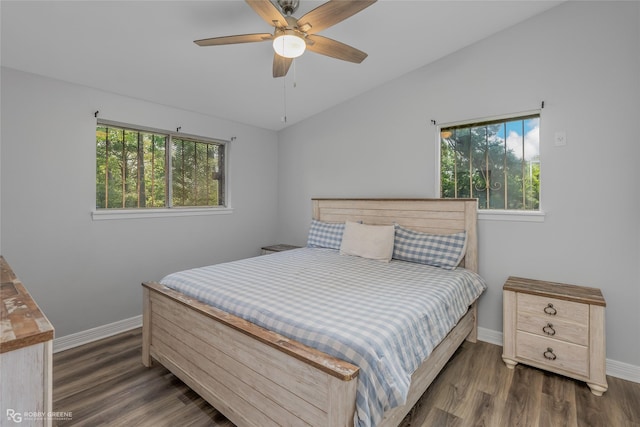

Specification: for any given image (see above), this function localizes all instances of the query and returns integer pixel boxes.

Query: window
[96,122,226,209]
[439,113,540,211]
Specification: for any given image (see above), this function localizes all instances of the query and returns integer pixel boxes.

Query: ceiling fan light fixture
[273,30,306,59]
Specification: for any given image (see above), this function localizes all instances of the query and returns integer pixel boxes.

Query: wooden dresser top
[503,276,606,307]
[1,256,54,353]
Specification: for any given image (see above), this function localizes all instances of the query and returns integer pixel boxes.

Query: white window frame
[92,120,232,221]
[435,110,545,222]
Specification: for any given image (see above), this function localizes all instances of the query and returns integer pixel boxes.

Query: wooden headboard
[312,198,479,273]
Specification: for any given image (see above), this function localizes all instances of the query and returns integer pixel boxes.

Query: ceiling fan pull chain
[293,59,297,88]
[282,72,287,123]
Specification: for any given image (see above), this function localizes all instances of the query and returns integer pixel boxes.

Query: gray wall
[0,68,279,338]
[276,1,640,367]
[1,1,638,372]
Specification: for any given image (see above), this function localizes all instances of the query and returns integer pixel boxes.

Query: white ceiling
[1,0,562,131]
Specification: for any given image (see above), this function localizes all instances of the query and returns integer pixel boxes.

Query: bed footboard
[142,282,359,427]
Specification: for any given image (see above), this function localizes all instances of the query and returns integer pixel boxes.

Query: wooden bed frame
[142,198,480,427]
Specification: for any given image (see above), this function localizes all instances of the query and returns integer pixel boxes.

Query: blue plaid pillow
[306,220,345,249]
[392,224,467,270]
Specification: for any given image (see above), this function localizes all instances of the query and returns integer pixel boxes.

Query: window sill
[478,209,545,223]
[91,207,234,221]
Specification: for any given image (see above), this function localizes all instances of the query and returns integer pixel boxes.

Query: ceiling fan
[194,0,376,78]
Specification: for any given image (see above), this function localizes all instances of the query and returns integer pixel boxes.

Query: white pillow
[339,221,395,262]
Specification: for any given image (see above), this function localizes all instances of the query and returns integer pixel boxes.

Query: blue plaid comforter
[161,248,486,427]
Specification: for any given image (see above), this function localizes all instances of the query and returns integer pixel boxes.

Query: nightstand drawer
[517,293,589,325]
[516,331,588,377]
[517,311,588,345]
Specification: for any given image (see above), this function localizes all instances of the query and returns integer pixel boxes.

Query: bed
[142,198,484,427]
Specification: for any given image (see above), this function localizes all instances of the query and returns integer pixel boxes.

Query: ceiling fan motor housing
[277,0,299,16]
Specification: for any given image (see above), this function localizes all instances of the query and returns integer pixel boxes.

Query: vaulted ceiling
[1,1,562,131]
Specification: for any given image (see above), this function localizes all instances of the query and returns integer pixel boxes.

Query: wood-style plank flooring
[52,328,640,426]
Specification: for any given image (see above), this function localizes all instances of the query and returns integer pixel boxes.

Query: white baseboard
[52,318,640,384]
[605,359,640,384]
[53,315,142,353]
[477,327,640,384]
[478,326,503,346]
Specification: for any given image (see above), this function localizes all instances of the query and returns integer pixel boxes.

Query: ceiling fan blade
[273,54,293,78]
[297,0,376,34]
[194,33,273,46]
[305,35,367,63]
[245,0,288,28]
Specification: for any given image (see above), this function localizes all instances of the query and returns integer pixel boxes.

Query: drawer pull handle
[542,323,556,336]
[543,348,557,361]
[544,303,557,315]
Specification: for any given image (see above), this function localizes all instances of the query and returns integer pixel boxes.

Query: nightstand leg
[587,383,608,396]
[502,357,518,369]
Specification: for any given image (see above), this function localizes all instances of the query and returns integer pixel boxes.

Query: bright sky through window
[440,114,540,210]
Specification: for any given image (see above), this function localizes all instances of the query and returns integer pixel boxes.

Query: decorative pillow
[393,225,467,270]
[339,221,395,262]
[306,219,345,249]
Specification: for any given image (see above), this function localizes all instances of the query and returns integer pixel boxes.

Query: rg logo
[6,409,22,423]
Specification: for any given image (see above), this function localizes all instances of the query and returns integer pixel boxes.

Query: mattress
[161,247,486,427]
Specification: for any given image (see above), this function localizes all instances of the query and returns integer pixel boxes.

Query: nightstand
[502,276,607,396]
[260,244,301,255]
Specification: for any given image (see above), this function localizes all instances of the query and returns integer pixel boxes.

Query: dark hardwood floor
[52,328,640,426]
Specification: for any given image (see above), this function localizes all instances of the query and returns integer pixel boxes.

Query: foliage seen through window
[96,124,225,209]
[440,114,540,210]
